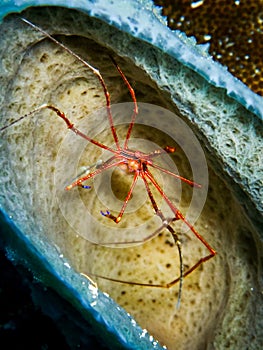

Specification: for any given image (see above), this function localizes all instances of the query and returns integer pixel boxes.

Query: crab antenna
[21,17,120,150]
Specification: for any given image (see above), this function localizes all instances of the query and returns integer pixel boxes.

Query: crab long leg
[66,159,126,190]
[149,162,201,188]
[109,56,138,149]
[141,173,183,307]
[144,168,216,259]
[101,171,139,223]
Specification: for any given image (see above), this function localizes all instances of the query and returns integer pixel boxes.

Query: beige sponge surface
[0,7,262,350]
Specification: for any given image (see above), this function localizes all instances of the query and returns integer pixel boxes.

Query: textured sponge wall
[0,7,261,350]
